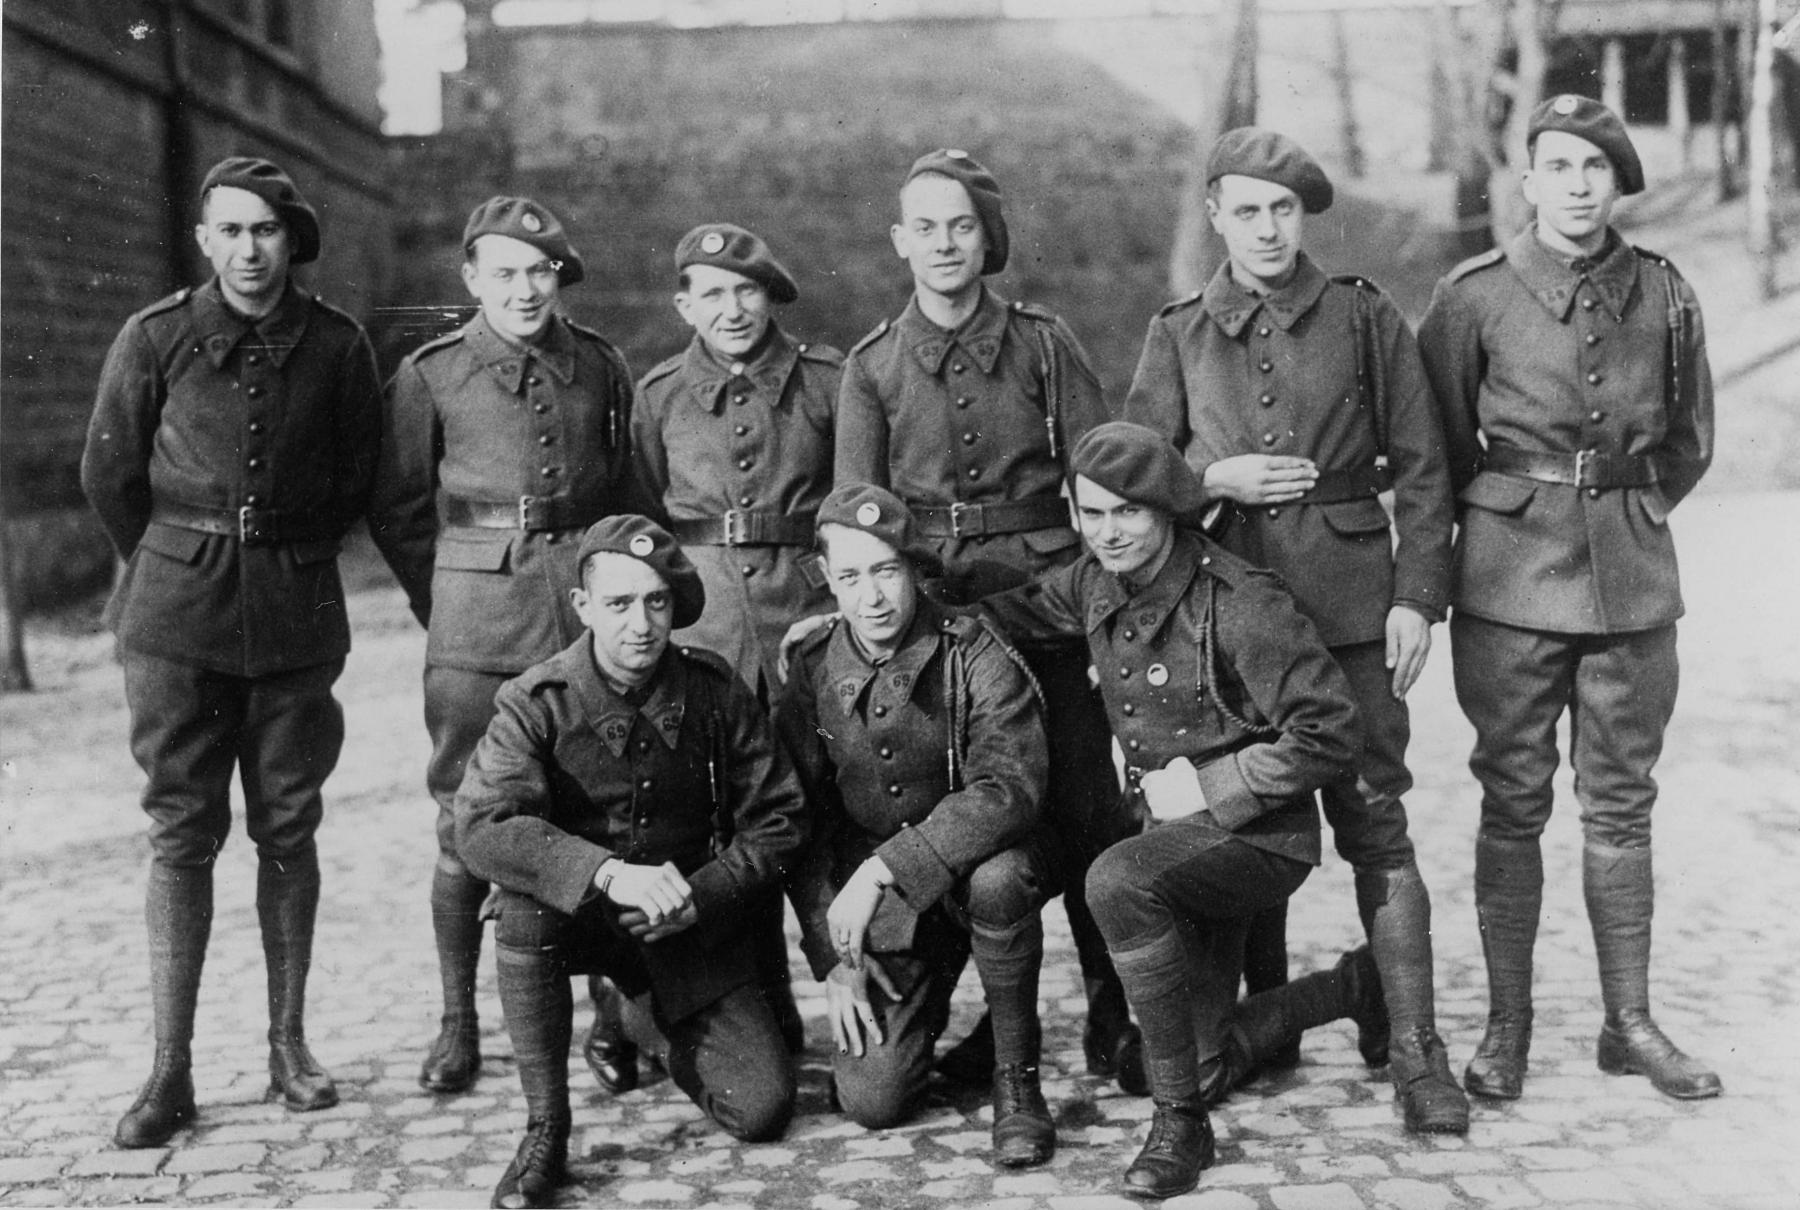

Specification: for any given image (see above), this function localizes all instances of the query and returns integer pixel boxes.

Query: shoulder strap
[1032,321,1065,461]
[1336,276,1389,461]
[850,318,892,356]
[1633,246,1687,418]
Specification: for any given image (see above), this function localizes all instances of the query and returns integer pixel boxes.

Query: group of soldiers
[81,91,1718,1207]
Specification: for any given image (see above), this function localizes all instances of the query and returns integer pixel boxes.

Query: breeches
[424,664,512,861]
[1321,640,1417,871]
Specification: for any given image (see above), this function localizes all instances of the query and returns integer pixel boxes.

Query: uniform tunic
[634,325,841,693]
[455,641,807,1024]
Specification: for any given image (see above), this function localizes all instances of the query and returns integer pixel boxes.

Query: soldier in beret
[836,147,1144,1093]
[369,196,650,1094]
[977,422,1371,1198]
[777,484,1056,1167]
[456,516,809,1209]
[1418,95,1719,1102]
[82,156,381,1146]
[1123,127,1467,1133]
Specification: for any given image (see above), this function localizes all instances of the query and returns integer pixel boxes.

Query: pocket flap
[1020,525,1081,554]
[137,523,208,564]
[435,531,513,572]
[291,538,342,566]
[1636,486,1671,526]
[1459,472,1538,516]
[1319,498,1392,535]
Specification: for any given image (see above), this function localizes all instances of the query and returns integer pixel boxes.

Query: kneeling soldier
[456,517,808,1209]
[778,485,1055,1166]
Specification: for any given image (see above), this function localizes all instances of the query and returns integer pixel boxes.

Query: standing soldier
[457,517,808,1210]
[369,197,642,1094]
[779,485,1055,1167]
[1418,96,1719,1102]
[83,157,381,1147]
[631,223,842,1058]
[835,148,1141,1089]
[1123,128,1468,1133]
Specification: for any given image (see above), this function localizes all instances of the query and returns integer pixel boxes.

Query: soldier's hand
[1202,454,1318,505]
[826,857,892,972]
[826,956,900,1057]
[1385,605,1432,699]
[601,861,692,926]
[1140,756,1207,822]
[620,901,698,943]
[776,612,841,681]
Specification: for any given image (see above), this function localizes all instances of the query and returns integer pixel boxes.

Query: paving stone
[612,1180,697,1202]
[0,1154,67,1182]
[1270,1184,1370,1210]
[1450,1175,1541,1208]
[395,1191,487,1208]
[291,1196,390,1209]
[64,1149,169,1177]
[182,1172,274,1199]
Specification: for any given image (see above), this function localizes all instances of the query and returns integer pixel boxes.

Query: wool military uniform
[84,157,382,1147]
[369,302,641,1090]
[1418,218,1719,1100]
[836,283,1142,1081]
[1125,247,1468,1131]
[634,325,840,697]
[779,599,1048,1130]
[455,639,808,1146]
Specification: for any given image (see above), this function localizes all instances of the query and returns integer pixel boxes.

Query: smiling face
[1074,475,1173,579]
[1207,174,1305,291]
[820,523,920,661]
[462,233,561,344]
[890,173,987,304]
[195,186,292,317]
[675,263,774,360]
[572,553,674,689]
[1523,129,1620,257]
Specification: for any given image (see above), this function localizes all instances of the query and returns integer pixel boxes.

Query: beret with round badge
[1206,127,1335,215]
[815,483,945,579]
[676,223,798,304]
[575,515,705,629]
[903,148,1009,275]
[463,196,586,286]
[200,156,322,265]
[1071,421,1210,521]
[1527,93,1645,196]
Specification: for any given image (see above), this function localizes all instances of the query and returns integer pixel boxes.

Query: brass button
[742,565,755,577]
[1587,372,1602,386]
[956,396,972,408]
[1119,666,1132,679]
[1588,488,1600,499]
[246,353,263,366]
[1267,508,1280,519]
[1261,433,1276,447]
[1260,394,1274,407]
[247,457,262,470]
[737,458,753,471]
[730,363,747,377]
[541,467,557,478]
[951,362,966,374]
[1589,410,1604,422]
[639,779,653,790]
[1585,333,1600,346]
[527,375,541,388]
[638,739,651,752]
[245,385,264,399]
[245,493,262,506]
[1259,360,1273,373]
[534,403,549,414]
[1582,298,1596,311]
[1128,738,1141,752]
[738,495,753,507]
[248,422,264,435]
[733,394,748,406]
[873,704,888,717]
[1123,628,1137,641]
[1121,702,1136,716]
[967,467,980,479]
[734,424,748,436]
[888,783,903,797]
[538,434,553,446]
[879,746,893,760]
[1258,326,1271,337]
[962,431,977,445]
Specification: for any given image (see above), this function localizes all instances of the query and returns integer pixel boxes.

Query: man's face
[572,553,674,689]
[821,523,919,660]
[1074,475,1174,578]
[890,174,987,302]
[1207,174,1305,290]
[195,186,292,315]
[675,263,774,359]
[462,234,561,343]
[1522,130,1620,253]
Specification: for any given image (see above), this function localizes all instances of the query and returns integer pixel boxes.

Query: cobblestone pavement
[4,491,1798,1210]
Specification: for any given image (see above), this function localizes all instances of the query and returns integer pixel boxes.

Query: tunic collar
[193,279,313,369]
[1199,253,1329,338]
[1509,226,1638,323]
[897,286,1009,376]
[465,310,578,391]
[680,323,801,415]
[822,599,952,719]
[1083,530,1207,638]
[564,641,690,757]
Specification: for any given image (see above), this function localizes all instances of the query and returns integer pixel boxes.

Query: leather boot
[1224,945,1385,1104]
[1389,1025,1470,1134]
[991,1063,1056,1168]
[1238,902,1300,1072]
[1465,835,1542,1099]
[583,975,639,1094]
[116,861,211,1148]
[1586,843,1721,1099]
[1122,1099,1215,1200]
[260,853,338,1112]
[421,861,486,1092]
[491,1114,570,1210]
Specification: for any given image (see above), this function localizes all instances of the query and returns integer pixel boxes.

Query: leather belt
[911,496,1070,539]
[668,510,817,547]
[1295,462,1393,506]
[151,501,337,546]
[1483,444,1657,490]
[442,495,604,532]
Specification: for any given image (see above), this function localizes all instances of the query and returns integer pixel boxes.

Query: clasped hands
[597,858,698,943]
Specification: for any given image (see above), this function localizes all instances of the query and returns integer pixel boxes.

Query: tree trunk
[1490,0,1551,247]
[1331,10,1365,178]
[1748,0,1780,299]
[1717,1,1739,201]
[1168,0,1261,295]
[0,504,33,694]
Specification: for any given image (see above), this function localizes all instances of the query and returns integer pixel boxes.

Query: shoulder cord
[944,638,967,794]
[706,676,732,857]
[1034,323,1063,462]
[1661,265,1684,418]
[1348,287,1390,466]
[1198,577,1278,738]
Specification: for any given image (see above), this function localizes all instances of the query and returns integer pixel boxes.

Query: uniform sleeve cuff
[1195,752,1263,831]
[536,838,609,916]
[876,828,955,909]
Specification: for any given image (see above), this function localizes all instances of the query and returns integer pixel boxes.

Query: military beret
[575,515,705,629]
[904,148,1009,275]
[675,222,798,304]
[815,483,944,578]
[1071,422,1208,518]
[1527,94,1644,195]
[1206,127,1334,214]
[462,196,586,286]
[200,156,321,265]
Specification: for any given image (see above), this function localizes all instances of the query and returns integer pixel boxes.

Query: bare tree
[0,502,32,693]
[1747,0,1783,298]
[1167,0,1261,295]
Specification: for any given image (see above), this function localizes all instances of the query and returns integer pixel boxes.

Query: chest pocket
[1319,498,1391,538]
[1459,472,1537,517]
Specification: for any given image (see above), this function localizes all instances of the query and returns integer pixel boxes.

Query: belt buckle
[238,505,257,544]
[518,495,536,530]
[723,508,748,546]
[948,501,975,539]
[1574,449,1596,488]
